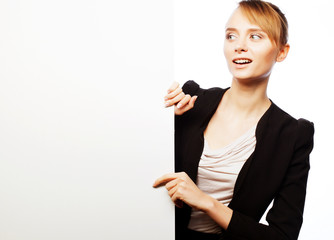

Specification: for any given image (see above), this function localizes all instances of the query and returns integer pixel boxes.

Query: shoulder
[294,118,314,155]
[296,118,315,142]
[181,80,201,95]
[265,103,314,151]
[181,80,227,111]
[181,80,227,97]
[175,80,227,128]
[270,103,314,134]
[178,80,227,119]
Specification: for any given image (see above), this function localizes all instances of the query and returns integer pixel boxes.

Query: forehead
[225,8,261,31]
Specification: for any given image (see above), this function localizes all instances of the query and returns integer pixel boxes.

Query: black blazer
[175,81,314,240]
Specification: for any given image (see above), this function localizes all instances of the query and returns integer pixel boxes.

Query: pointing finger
[153,173,178,188]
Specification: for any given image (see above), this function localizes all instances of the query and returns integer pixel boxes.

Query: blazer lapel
[230,102,274,203]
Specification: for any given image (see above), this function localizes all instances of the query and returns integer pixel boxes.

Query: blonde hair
[238,0,288,48]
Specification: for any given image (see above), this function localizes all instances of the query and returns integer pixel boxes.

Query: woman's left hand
[153,172,213,211]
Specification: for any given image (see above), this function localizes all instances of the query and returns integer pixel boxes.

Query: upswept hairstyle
[238,0,288,48]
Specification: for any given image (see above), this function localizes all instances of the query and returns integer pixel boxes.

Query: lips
[233,58,252,64]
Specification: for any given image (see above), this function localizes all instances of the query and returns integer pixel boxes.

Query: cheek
[262,45,279,63]
[266,50,278,62]
[254,48,278,68]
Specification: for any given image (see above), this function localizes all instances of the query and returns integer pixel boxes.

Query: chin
[230,70,271,84]
[231,72,255,82]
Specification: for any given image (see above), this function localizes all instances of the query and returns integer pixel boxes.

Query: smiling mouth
[233,58,252,64]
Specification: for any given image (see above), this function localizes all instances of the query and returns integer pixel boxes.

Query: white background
[174,0,334,239]
[0,0,333,239]
[0,1,174,239]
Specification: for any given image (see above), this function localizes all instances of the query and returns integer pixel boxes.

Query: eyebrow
[225,27,264,33]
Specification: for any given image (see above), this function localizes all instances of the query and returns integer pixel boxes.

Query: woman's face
[224,8,281,84]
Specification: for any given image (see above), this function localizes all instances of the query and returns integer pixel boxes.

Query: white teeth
[234,59,251,64]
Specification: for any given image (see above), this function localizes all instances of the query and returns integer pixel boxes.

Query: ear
[276,44,290,62]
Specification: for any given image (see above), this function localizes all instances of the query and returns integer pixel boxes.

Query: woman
[153,0,314,239]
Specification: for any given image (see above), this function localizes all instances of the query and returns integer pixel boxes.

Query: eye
[226,33,237,40]
[250,34,262,40]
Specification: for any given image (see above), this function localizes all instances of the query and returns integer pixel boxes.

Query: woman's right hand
[164,82,197,115]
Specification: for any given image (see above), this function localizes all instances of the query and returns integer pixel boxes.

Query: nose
[235,38,248,53]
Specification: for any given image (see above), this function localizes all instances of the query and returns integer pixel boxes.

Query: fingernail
[177,103,182,108]
[165,101,170,107]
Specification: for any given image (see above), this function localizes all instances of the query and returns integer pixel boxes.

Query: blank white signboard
[0,1,174,239]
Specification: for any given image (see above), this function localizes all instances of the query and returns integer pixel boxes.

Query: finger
[165,178,181,191]
[153,172,188,187]
[175,96,198,115]
[171,191,185,208]
[165,86,182,100]
[166,92,185,107]
[167,182,178,196]
[179,95,197,109]
[188,95,198,108]
[167,82,179,94]
[153,173,178,188]
[175,94,191,109]
[167,184,184,208]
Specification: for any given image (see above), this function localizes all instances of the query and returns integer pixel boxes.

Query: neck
[224,77,271,117]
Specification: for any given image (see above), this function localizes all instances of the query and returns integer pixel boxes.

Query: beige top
[188,126,257,234]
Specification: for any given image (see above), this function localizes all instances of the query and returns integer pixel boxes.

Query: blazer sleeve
[226,119,315,240]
